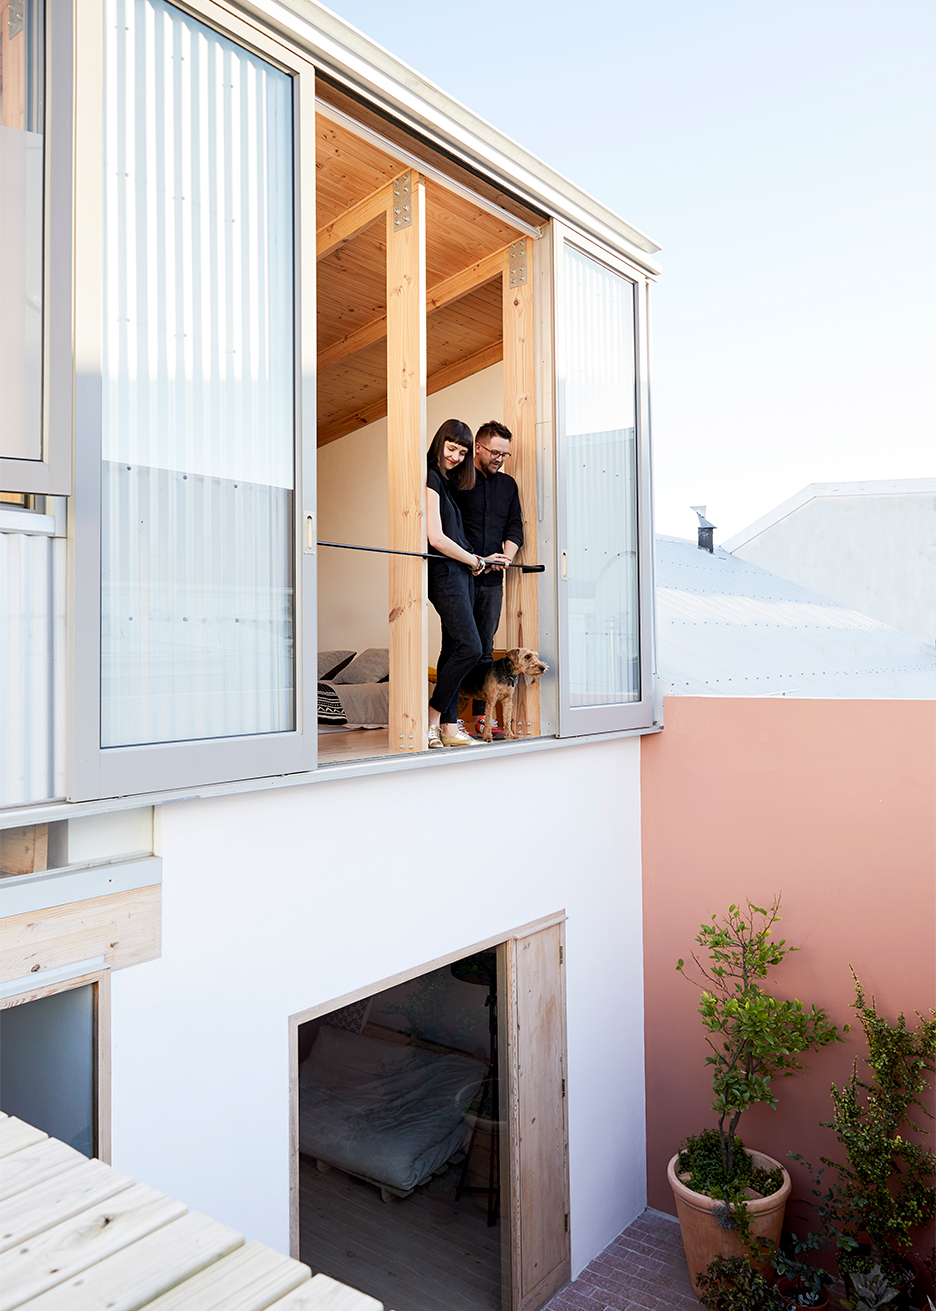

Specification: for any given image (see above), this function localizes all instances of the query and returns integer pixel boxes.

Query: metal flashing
[231,0,662,271]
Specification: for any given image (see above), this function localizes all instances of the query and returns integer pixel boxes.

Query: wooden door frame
[0,967,111,1162]
[287,911,570,1310]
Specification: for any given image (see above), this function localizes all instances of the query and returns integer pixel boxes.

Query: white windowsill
[0,724,662,826]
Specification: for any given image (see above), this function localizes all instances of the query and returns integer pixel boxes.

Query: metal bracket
[509,239,528,287]
[392,172,413,230]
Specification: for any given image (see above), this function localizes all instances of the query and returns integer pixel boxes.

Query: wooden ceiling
[316,111,524,446]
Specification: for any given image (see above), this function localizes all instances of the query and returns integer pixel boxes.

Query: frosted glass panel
[0,0,44,461]
[563,245,639,706]
[101,0,295,747]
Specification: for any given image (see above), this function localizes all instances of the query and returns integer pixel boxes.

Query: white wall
[726,483,936,646]
[316,363,506,658]
[108,734,645,1279]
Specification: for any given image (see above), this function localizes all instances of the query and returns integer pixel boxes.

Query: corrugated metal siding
[656,536,936,699]
[101,0,295,747]
[0,531,66,806]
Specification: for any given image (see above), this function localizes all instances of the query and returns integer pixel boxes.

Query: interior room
[313,88,544,762]
[297,948,507,1311]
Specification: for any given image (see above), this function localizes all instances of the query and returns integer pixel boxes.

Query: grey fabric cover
[323,680,389,728]
[298,1025,486,1194]
[318,650,356,680]
[331,647,390,685]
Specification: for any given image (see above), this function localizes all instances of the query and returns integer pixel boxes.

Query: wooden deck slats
[0,1119,47,1158]
[0,1140,86,1203]
[0,1122,382,1311]
[19,1211,243,1310]
[0,1158,134,1252]
[0,1183,188,1310]
[266,1274,383,1310]
[140,1240,310,1311]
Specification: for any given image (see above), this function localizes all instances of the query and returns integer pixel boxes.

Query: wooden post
[502,237,540,736]
[386,172,428,752]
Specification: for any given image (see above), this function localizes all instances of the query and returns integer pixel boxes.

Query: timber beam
[317,243,513,374]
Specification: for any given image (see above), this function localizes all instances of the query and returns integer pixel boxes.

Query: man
[454,420,523,736]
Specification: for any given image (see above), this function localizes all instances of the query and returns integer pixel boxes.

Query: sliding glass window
[101,0,296,748]
[556,235,652,734]
[0,0,44,464]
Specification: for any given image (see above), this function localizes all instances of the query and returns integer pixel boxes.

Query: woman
[426,420,510,748]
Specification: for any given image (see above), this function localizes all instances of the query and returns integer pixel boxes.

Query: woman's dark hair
[427,420,475,491]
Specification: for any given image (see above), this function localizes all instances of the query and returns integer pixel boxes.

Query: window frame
[68,0,318,802]
[0,0,75,496]
[0,967,111,1162]
[552,221,656,736]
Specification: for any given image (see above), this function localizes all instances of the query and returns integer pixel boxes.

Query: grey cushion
[331,647,390,685]
[318,650,356,680]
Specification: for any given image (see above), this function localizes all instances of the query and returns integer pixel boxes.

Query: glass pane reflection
[563,245,640,706]
[0,0,45,461]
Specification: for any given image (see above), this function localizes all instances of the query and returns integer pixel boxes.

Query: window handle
[304,513,316,554]
[560,549,568,580]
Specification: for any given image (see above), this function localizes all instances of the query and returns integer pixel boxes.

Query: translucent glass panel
[0,0,44,461]
[101,0,295,747]
[562,245,640,706]
[0,985,95,1157]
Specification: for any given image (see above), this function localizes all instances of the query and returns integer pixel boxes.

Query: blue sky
[320,0,935,538]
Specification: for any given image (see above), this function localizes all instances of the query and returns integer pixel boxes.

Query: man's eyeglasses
[478,445,511,462]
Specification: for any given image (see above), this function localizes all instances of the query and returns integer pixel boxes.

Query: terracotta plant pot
[667,1150,792,1293]
[777,1278,830,1309]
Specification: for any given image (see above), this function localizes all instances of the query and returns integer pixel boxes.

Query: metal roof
[655,536,936,698]
[247,0,662,269]
[721,478,936,552]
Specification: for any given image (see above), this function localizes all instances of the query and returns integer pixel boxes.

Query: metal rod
[317,540,545,572]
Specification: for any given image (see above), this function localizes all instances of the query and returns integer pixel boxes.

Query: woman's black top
[427,465,472,568]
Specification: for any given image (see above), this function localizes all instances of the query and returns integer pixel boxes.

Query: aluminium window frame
[552,221,656,736]
[0,0,75,497]
[68,0,319,802]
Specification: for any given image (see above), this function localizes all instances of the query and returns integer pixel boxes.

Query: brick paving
[544,1208,702,1311]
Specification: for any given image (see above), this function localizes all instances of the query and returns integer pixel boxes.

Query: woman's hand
[480,553,511,572]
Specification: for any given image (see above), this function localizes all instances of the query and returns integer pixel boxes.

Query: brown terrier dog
[458,648,548,741]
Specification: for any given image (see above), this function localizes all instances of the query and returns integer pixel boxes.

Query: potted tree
[813,980,935,1307]
[669,897,843,1285]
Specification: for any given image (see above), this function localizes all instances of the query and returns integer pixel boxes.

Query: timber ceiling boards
[316,109,523,448]
[316,73,548,233]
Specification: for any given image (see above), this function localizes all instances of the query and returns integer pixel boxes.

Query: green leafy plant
[677,897,843,1180]
[819,979,935,1279]
[839,1265,900,1309]
[695,1255,789,1310]
[677,1128,783,1245]
[770,1228,833,1306]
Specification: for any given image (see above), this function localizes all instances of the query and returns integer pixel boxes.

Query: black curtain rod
[317,540,546,573]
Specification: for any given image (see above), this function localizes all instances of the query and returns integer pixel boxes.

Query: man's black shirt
[454,469,523,588]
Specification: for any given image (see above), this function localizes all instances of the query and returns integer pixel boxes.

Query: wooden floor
[318,728,391,763]
[317,728,535,764]
[299,1153,504,1311]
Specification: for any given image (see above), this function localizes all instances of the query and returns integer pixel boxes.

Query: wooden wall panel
[0,886,161,983]
[386,174,428,752]
[503,238,540,736]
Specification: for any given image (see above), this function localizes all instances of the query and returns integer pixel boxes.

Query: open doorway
[291,917,570,1311]
[313,93,544,762]
[296,948,507,1310]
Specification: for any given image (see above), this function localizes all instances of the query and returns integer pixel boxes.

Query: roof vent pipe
[690,505,716,553]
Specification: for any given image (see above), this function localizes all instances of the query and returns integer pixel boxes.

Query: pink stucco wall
[640,698,936,1243]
